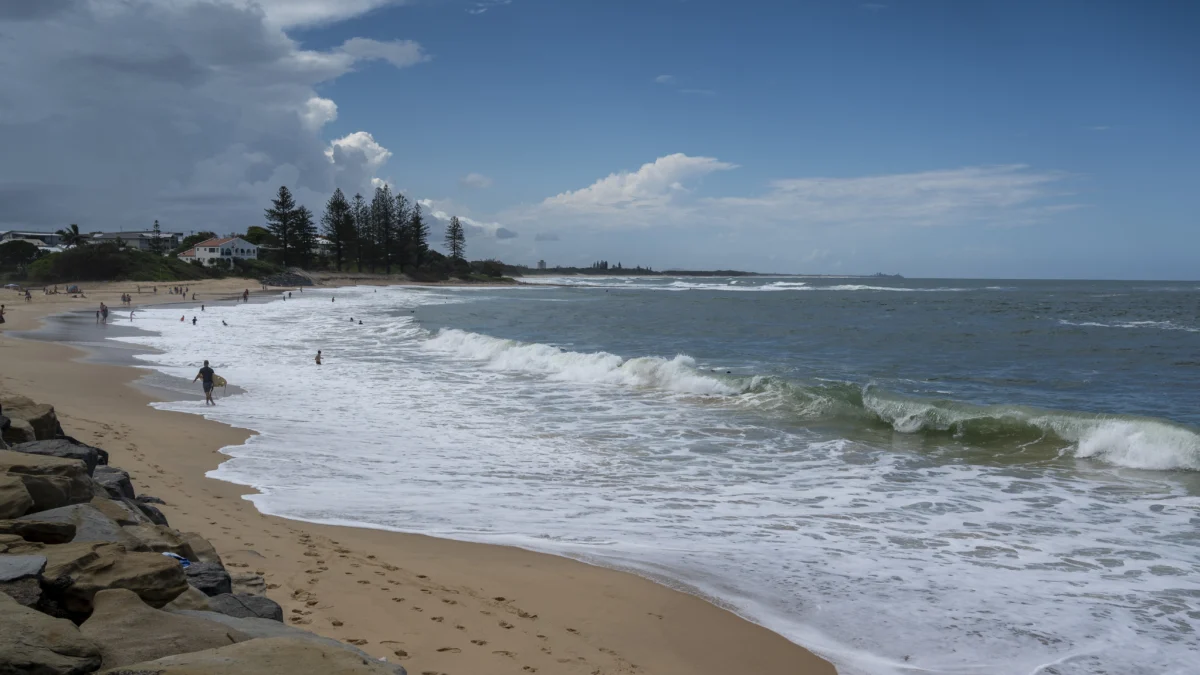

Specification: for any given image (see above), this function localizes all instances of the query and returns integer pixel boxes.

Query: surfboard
[212,375,227,388]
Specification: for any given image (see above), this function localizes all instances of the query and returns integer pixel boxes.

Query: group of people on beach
[95,303,109,324]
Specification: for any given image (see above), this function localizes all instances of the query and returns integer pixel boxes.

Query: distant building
[87,231,183,251]
[537,259,547,270]
[177,236,259,266]
[0,230,62,247]
[314,237,336,258]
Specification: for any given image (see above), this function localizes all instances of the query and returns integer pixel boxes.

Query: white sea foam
[1059,319,1200,332]
[107,286,1200,675]
[424,329,738,394]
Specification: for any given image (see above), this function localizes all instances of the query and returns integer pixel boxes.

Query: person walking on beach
[0,304,6,325]
[315,350,322,365]
[243,289,249,303]
[192,316,197,325]
[194,360,216,406]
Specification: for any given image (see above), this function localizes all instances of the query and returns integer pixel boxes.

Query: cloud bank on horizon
[0,0,1194,278]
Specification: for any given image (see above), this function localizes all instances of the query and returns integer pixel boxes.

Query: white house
[88,231,183,251]
[177,237,259,266]
[0,230,62,247]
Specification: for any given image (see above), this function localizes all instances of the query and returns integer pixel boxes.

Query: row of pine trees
[264,185,466,273]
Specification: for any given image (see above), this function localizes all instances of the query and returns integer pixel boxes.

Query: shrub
[29,244,212,283]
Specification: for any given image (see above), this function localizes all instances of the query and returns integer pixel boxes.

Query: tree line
[262,185,466,275]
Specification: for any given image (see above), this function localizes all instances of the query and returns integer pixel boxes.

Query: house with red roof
[176,236,259,266]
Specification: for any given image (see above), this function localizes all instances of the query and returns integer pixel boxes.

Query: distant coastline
[508,265,905,279]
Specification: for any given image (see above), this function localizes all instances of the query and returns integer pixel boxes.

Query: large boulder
[231,572,267,596]
[58,435,110,465]
[0,450,94,513]
[12,439,104,475]
[163,585,211,611]
[98,636,405,675]
[0,553,46,581]
[90,497,153,527]
[81,589,249,668]
[208,593,284,622]
[185,561,232,597]
[0,592,102,675]
[18,503,142,549]
[134,500,169,526]
[41,542,189,615]
[0,395,59,441]
[0,518,77,543]
[0,472,34,518]
[123,524,196,559]
[171,611,404,670]
[93,466,135,500]
[3,417,36,444]
[180,532,220,564]
[0,553,46,606]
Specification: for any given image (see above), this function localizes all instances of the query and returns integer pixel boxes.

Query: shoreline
[1,278,836,675]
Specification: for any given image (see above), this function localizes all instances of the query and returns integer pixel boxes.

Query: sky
[0,0,1197,278]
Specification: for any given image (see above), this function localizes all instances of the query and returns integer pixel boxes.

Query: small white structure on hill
[177,236,259,266]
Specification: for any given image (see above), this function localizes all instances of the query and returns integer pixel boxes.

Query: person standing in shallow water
[315,350,322,365]
[193,360,216,406]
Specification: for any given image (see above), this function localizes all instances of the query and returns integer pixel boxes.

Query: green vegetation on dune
[22,244,283,283]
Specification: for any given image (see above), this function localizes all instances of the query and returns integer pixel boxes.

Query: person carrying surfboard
[193,360,217,406]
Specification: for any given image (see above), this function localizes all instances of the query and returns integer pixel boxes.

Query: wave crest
[423,329,1200,471]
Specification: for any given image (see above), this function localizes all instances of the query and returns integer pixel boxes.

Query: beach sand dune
[0,279,835,675]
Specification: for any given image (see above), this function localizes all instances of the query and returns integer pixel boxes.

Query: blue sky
[1,0,1196,278]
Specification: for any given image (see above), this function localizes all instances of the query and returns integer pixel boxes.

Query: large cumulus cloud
[0,0,424,233]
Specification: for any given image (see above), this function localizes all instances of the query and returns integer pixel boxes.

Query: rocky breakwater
[0,394,405,675]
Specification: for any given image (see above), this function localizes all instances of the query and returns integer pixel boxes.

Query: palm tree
[55,223,85,248]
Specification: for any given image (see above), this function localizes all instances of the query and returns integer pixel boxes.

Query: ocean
[105,277,1199,675]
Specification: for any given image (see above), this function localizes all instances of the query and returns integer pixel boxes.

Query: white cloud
[715,164,1073,227]
[340,37,429,69]
[516,155,1075,231]
[300,97,338,129]
[460,173,494,189]
[654,74,676,85]
[540,153,737,216]
[467,0,513,15]
[420,199,517,241]
[0,0,426,231]
[234,0,407,28]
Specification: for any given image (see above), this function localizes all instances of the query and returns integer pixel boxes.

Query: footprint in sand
[416,574,428,579]
[391,597,405,603]
[411,606,423,612]
[454,625,466,631]
[346,639,368,646]
[492,650,516,658]
[435,647,460,654]
[470,640,488,646]
[431,616,444,623]
[499,621,513,629]
[441,599,457,605]
[331,619,343,627]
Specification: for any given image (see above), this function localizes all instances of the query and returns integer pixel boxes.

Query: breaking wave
[424,329,1200,472]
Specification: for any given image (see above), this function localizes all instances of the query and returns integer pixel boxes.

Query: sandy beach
[0,279,835,675]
